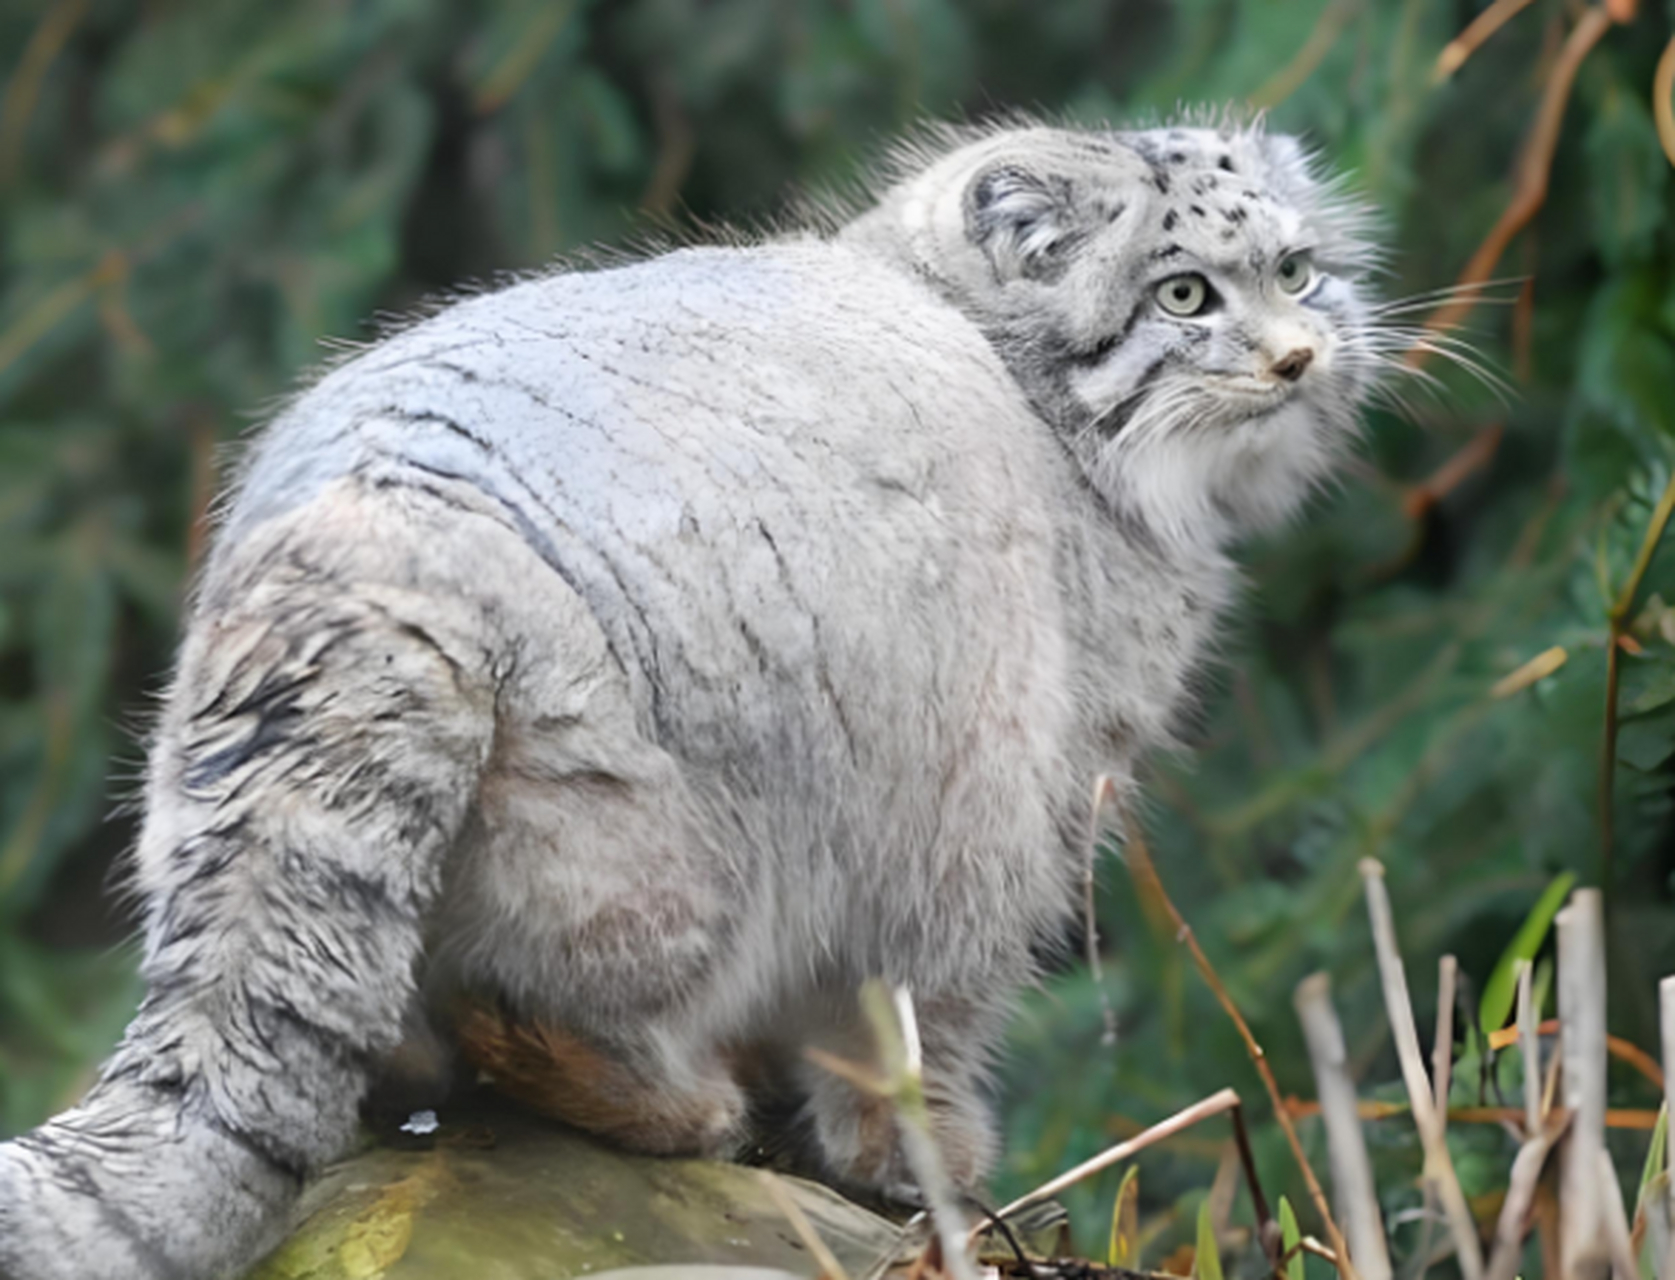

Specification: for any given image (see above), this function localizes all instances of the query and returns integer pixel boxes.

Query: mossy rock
[248,1101,901,1280]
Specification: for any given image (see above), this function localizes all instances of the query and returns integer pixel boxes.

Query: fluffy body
[0,119,1375,1280]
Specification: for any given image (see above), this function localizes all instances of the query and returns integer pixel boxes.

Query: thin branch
[1250,0,1361,108]
[471,0,579,115]
[1125,832,1360,1280]
[1558,891,1615,1280]
[1608,471,1675,626]
[1084,776,1120,1047]
[1486,1019,1665,1091]
[1433,956,1458,1123]
[1360,861,1485,1280]
[1603,468,1675,891]
[0,0,88,184]
[1400,425,1504,521]
[1283,1099,1659,1131]
[1302,1237,1350,1265]
[1295,974,1393,1280]
[0,204,203,383]
[1489,646,1568,699]
[1229,1102,1277,1262]
[1518,960,1541,1138]
[1432,0,1536,83]
[1414,6,1613,357]
[759,1170,853,1280]
[867,985,976,1280]
[639,71,697,218]
[986,1088,1241,1227]
[1602,1148,1641,1280]
[1484,1109,1573,1280]
[1657,37,1675,170]
[806,984,975,1280]
[1601,1152,1641,1280]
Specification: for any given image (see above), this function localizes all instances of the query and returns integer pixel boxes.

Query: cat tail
[0,479,501,1280]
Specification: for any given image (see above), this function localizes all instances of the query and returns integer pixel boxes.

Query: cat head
[843,118,1383,551]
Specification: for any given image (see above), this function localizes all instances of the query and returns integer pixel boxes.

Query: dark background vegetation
[2,0,1674,1268]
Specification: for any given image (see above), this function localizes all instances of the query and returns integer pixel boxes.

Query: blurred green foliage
[2,0,1674,1271]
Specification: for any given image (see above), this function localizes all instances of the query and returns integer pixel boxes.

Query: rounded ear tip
[1258,132,1315,179]
[968,163,1050,213]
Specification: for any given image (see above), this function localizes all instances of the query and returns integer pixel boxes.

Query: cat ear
[1253,132,1320,203]
[965,163,1081,281]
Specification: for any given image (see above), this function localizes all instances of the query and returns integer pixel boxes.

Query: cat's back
[221,238,1049,551]
[206,237,1073,784]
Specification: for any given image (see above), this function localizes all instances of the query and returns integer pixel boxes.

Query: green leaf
[1194,1197,1223,1280]
[1636,1106,1669,1280]
[1107,1165,1140,1268]
[1479,873,1577,1036]
[1279,1197,1304,1280]
[1636,1103,1668,1226]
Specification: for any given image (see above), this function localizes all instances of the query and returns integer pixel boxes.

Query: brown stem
[1414,7,1613,359]
[1602,468,1675,894]
[1123,831,1361,1280]
[986,1088,1242,1226]
[1432,0,1536,83]
[0,0,88,184]
[1229,1103,1277,1262]
[1657,37,1675,170]
[1401,423,1505,521]
[1249,0,1361,109]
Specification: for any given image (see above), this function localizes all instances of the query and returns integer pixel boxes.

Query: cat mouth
[1215,378,1298,420]
[1215,373,1296,398]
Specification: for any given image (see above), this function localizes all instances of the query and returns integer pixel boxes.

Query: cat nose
[1273,345,1313,380]
[1271,347,1315,382]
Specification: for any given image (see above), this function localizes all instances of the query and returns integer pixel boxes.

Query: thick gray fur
[0,117,1377,1280]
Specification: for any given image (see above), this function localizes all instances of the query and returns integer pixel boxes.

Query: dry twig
[1124,833,1358,1279]
[1433,956,1457,1124]
[1484,1109,1572,1280]
[986,1088,1242,1228]
[1250,0,1360,108]
[1484,960,1568,1280]
[1432,0,1536,83]
[1557,891,1616,1280]
[471,1,578,114]
[1294,974,1392,1280]
[1486,1018,1665,1090]
[1084,776,1120,1047]
[807,983,976,1280]
[0,0,88,184]
[1489,646,1568,699]
[1657,38,1675,170]
[759,1170,853,1280]
[1414,6,1614,355]
[1401,426,1504,522]
[1602,470,1675,889]
[1360,860,1485,1280]
[1282,1099,1660,1131]
[1518,960,1540,1138]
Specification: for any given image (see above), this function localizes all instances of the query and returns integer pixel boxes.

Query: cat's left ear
[1253,132,1321,203]
[965,163,1082,281]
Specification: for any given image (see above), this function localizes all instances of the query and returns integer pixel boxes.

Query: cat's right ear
[965,163,1081,282]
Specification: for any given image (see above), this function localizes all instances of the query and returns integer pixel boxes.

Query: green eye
[1277,252,1314,295]
[1156,273,1211,317]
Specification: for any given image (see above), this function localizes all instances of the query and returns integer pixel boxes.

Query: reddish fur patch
[455,1005,737,1156]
